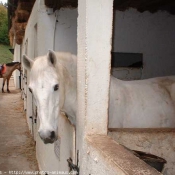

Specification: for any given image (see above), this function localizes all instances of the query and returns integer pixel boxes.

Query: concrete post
[77,0,113,173]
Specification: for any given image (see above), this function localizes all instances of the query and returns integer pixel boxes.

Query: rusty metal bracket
[67,157,79,175]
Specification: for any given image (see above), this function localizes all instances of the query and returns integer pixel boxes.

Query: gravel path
[0,78,38,175]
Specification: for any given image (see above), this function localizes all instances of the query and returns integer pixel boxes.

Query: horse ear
[48,50,57,66]
[22,55,34,70]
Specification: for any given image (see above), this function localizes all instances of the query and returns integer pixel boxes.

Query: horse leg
[2,78,6,93]
[7,76,11,93]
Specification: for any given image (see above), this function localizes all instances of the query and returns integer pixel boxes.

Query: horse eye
[29,88,32,93]
[54,84,59,91]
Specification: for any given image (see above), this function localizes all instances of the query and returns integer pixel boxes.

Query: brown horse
[0,62,21,93]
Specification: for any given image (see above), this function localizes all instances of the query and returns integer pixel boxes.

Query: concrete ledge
[108,128,175,175]
[108,128,175,133]
[87,135,162,175]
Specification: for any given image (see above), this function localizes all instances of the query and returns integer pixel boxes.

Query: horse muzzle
[38,130,57,144]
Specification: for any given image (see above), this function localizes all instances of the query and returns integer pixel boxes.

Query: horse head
[23,51,60,144]
[16,62,21,72]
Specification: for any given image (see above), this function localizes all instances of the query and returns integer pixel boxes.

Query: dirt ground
[0,78,38,175]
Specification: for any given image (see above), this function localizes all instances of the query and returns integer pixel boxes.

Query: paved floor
[0,78,38,175]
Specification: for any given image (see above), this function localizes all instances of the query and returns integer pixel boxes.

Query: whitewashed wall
[13,44,21,88]
[37,7,77,56]
[21,0,38,132]
[113,8,175,79]
[54,9,77,54]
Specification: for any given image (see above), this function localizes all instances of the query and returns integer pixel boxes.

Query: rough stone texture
[108,129,175,175]
[0,78,38,175]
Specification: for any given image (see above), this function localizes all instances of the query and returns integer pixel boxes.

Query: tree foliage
[0,5,9,45]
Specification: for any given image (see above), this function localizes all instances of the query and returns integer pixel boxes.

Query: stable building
[9,0,175,174]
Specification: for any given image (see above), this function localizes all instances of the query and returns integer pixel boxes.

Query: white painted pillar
[13,44,21,89]
[37,0,55,56]
[77,0,113,173]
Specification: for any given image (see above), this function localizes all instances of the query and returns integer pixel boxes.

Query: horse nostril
[50,131,55,139]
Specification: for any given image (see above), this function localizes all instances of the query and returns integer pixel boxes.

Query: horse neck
[14,64,20,71]
[65,73,77,116]
[7,64,19,72]
[57,60,77,119]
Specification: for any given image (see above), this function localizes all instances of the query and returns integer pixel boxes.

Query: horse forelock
[30,56,50,80]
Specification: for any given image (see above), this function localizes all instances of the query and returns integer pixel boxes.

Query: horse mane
[6,62,20,67]
[54,52,77,87]
[55,52,77,78]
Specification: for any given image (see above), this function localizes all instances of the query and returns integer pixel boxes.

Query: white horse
[23,51,175,144]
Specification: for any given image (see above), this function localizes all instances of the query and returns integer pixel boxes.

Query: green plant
[0,5,9,45]
[0,44,13,63]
